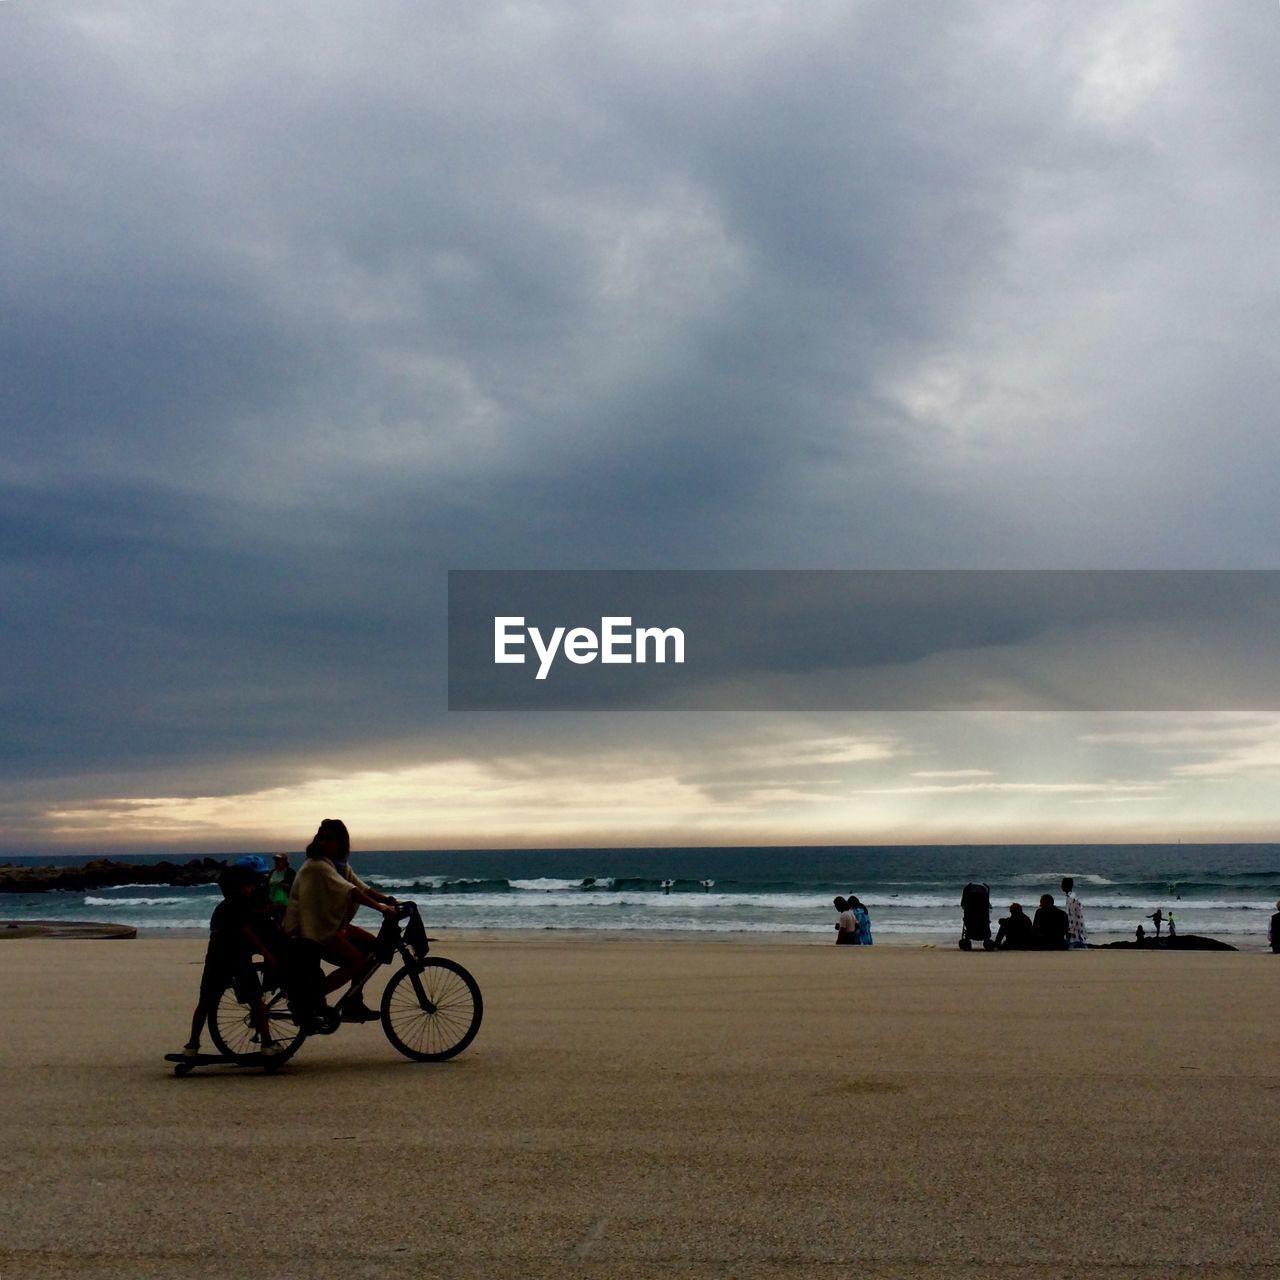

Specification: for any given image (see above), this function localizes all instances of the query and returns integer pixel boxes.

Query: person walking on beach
[283,818,398,1023]
[1032,893,1069,949]
[1061,876,1088,949]
[833,896,857,945]
[1270,900,1280,953]
[849,895,873,945]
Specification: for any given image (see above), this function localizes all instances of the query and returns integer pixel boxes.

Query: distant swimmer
[701,880,714,892]
[660,879,674,895]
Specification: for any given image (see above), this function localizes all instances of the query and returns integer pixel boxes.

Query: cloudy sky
[4,0,1280,852]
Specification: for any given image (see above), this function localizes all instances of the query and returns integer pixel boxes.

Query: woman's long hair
[305,817,351,859]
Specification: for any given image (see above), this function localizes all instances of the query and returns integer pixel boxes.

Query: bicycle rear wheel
[380,958,482,1062]
[210,963,306,1066]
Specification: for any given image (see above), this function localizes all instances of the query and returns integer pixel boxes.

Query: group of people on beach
[832,895,873,945]
[992,879,1087,950]
[972,883,1280,950]
[179,818,398,1058]
[1136,906,1177,942]
[837,880,1094,949]
[958,877,1088,951]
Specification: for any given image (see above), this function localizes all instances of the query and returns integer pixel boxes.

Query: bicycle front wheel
[380,958,482,1062]
[209,963,306,1066]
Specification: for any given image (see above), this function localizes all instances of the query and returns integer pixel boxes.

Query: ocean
[3,844,1278,946]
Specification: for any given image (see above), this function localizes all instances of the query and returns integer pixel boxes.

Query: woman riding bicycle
[282,818,397,1023]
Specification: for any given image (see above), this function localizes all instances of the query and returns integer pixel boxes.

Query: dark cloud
[3,1,1280,825]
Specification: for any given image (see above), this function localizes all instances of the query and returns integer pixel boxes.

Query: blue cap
[232,854,271,874]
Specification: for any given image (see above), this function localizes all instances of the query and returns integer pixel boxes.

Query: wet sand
[1,936,1277,1278]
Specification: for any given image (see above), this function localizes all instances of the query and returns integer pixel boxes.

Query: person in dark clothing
[1270,900,1280,953]
[995,902,1035,950]
[1032,893,1070,950]
[178,863,282,1058]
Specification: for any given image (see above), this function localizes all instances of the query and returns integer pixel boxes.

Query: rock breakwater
[0,857,227,893]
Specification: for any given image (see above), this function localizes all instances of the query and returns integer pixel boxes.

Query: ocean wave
[365,875,449,890]
[83,883,220,895]
[368,874,734,894]
[1087,899,1273,913]
[1005,872,1118,886]
[364,875,515,893]
[356,871,1280,901]
[589,876,798,893]
[74,886,1277,917]
[509,877,619,892]
[83,895,185,907]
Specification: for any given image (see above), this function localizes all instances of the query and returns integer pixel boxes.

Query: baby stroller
[959,882,994,951]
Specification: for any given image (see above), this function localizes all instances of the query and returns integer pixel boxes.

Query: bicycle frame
[341,902,438,1013]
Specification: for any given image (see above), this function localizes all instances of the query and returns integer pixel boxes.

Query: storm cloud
[3,1,1279,845]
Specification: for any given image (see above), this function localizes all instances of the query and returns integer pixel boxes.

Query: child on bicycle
[179,857,284,1058]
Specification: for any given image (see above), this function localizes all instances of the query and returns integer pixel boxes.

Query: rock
[0,858,227,893]
[0,920,137,939]
[1103,934,1238,952]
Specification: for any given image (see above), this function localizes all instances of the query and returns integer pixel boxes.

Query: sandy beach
[2,936,1277,1279]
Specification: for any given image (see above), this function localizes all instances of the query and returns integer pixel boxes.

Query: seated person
[994,902,1034,950]
[282,818,396,1023]
[1032,893,1070,950]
